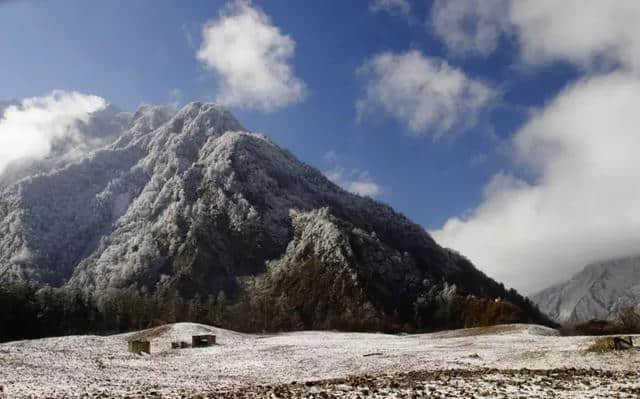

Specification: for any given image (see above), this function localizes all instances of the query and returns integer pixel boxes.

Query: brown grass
[588,336,616,353]
[126,324,172,342]
[432,324,521,338]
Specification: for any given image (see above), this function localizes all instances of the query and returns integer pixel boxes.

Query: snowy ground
[1,323,639,398]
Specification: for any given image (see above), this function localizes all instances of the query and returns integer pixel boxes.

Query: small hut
[192,334,216,347]
[128,340,151,354]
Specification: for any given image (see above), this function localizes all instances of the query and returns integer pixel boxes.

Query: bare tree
[615,305,640,333]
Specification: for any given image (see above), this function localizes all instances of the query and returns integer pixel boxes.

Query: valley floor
[1,323,639,398]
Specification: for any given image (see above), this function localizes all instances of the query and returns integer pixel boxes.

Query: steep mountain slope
[0,102,550,330]
[532,256,640,324]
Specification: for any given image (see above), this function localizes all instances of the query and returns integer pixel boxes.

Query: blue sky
[0,0,567,228]
[3,0,640,292]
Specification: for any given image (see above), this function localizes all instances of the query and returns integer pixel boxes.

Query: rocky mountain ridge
[532,256,640,324]
[0,101,551,330]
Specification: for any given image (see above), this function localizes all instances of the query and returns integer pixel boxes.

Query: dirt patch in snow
[126,325,172,342]
[431,323,560,339]
[224,368,640,399]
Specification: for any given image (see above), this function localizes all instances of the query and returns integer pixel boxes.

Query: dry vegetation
[561,306,640,337]
[588,337,618,353]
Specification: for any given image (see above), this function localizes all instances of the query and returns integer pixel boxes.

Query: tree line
[0,283,229,343]
[0,277,553,343]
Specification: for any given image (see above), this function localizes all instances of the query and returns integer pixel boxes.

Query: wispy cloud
[356,50,494,138]
[181,22,197,51]
[369,0,411,17]
[431,0,509,57]
[323,151,382,198]
[168,88,183,108]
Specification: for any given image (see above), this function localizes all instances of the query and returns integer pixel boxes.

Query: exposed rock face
[532,256,640,324]
[0,102,550,330]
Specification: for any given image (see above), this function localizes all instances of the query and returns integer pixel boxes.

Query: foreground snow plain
[1,323,639,398]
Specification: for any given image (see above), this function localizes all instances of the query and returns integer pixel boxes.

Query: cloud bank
[429,1,640,293]
[433,72,640,293]
[356,50,494,137]
[431,0,640,71]
[0,91,107,174]
[197,1,306,111]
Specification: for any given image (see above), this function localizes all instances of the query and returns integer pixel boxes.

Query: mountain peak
[172,102,244,133]
[0,100,551,331]
[532,255,640,323]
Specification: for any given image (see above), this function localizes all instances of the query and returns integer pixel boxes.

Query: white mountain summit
[532,256,640,324]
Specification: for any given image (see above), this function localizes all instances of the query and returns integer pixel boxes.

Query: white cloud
[431,0,640,71]
[370,0,411,17]
[181,23,197,51]
[196,0,306,111]
[169,88,183,108]
[0,91,107,174]
[431,0,509,56]
[432,72,640,293]
[323,151,382,198]
[325,167,382,198]
[356,50,494,137]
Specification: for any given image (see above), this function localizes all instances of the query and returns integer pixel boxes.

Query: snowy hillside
[532,256,640,324]
[0,101,549,331]
[1,322,639,398]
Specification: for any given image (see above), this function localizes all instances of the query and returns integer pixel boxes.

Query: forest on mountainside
[0,279,552,343]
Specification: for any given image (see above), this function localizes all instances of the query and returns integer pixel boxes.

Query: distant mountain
[0,102,551,331]
[532,256,640,324]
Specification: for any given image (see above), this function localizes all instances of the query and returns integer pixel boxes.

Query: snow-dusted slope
[0,101,547,328]
[3,322,640,398]
[0,102,433,289]
[532,256,640,323]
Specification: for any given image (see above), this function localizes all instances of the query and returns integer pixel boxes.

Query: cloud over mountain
[197,1,306,111]
[428,0,640,293]
[0,91,107,173]
[325,167,382,198]
[433,72,640,293]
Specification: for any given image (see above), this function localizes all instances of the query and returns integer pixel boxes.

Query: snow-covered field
[1,323,639,398]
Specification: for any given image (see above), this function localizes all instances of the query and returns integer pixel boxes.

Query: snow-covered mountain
[0,102,549,330]
[532,256,640,324]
